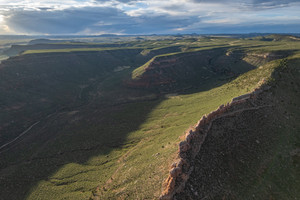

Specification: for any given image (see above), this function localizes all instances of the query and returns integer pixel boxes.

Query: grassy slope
[95,43,299,199]
[96,57,290,200]
[175,57,300,199]
[245,55,300,199]
[238,54,300,199]
[0,36,299,200]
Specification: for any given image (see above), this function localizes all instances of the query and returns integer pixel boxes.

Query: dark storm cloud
[6,8,122,34]
[5,7,132,34]
[4,6,195,34]
[248,0,300,9]
[191,0,298,3]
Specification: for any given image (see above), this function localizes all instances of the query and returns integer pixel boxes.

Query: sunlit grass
[26,57,282,199]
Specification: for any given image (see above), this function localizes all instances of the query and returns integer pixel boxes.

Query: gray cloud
[5,7,132,34]
[3,6,196,35]
[247,0,300,9]
[191,0,298,3]
[1,0,300,35]
[93,0,137,3]
[252,0,299,4]
[190,0,300,8]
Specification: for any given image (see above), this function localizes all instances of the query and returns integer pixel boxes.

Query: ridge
[160,83,271,200]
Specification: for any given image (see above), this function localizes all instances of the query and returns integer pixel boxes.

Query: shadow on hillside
[0,47,288,200]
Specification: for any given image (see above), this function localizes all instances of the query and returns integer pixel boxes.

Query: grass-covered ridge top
[131,46,230,80]
[129,46,291,95]
[131,37,300,82]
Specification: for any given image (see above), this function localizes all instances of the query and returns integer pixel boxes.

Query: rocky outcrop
[160,86,269,200]
[243,51,290,67]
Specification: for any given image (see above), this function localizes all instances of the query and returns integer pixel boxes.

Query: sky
[0,0,300,35]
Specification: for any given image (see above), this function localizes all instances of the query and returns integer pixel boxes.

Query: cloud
[93,0,138,3]
[189,0,300,9]
[252,0,298,4]
[0,0,300,35]
[190,0,298,4]
[1,5,196,35]
[3,7,129,34]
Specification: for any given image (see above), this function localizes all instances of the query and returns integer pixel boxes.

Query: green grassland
[0,35,299,200]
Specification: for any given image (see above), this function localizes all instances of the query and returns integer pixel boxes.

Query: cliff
[160,85,270,200]
[127,49,288,92]
[160,55,300,199]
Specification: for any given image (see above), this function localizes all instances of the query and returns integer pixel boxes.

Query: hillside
[128,48,287,92]
[0,35,299,200]
[253,34,300,42]
[162,58,300,199]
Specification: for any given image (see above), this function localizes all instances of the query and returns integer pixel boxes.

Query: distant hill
[128,49,288,92]
[28,39,81,45]
[252,34,300,42]
[2,42,130,57]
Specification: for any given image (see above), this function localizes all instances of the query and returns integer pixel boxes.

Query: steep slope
[128,48,287,92]
[90,54,294,199]
[161,58,300,199]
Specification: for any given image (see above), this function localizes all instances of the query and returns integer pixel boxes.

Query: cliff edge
[160,58,300,199]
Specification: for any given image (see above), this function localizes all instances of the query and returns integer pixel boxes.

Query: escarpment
[127,49,288,92]
[243,51,290,66]
[160,85,271,200]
